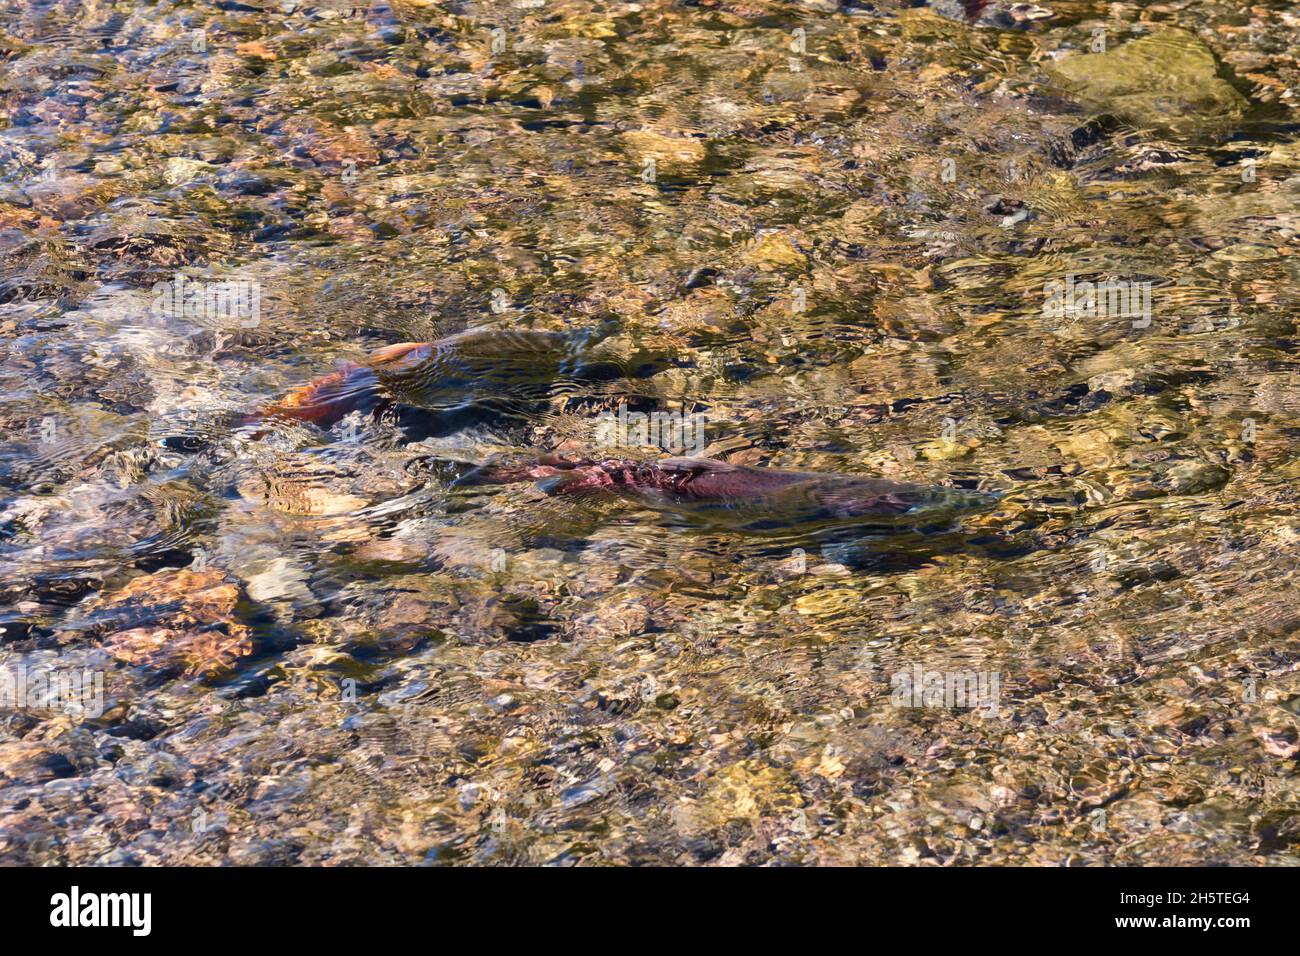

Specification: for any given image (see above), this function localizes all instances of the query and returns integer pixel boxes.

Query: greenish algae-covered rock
[1048,29,1248,136]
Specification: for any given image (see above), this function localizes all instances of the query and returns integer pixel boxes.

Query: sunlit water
[1,0,1298,865]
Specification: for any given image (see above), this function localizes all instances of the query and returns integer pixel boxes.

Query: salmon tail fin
[159,410,248,452]
[564,318,620,354]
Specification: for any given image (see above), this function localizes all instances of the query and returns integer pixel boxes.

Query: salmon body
[242,328,601,432]
[462,456,1002,533]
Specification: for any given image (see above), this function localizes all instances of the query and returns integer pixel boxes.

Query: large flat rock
[1049,29,1248,136]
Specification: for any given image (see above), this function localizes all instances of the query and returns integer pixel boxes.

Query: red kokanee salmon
[238,326,645,433]
[457,455,1002,530]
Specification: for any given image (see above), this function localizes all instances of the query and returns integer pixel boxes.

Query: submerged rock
[74,569,255,680]
[928,1,1054,29]
[1048,29,1247,136]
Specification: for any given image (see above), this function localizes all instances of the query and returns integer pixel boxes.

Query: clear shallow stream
[1,0,1299,865]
